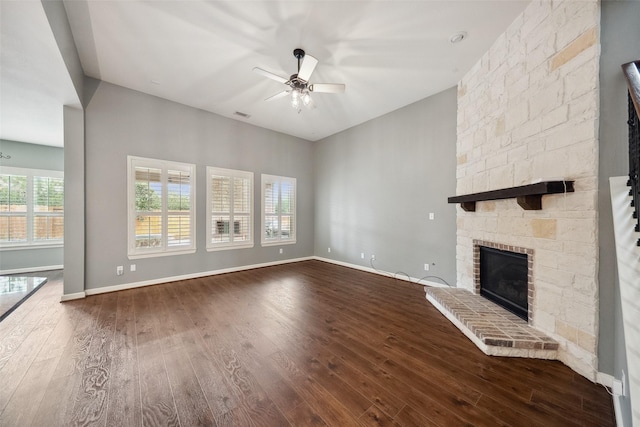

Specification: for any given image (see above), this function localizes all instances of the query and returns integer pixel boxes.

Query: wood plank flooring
[0,271,55,321]
[0,261,614,426]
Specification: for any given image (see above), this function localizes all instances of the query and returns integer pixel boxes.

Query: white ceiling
[0,1,80,147]
[1,1,529,147]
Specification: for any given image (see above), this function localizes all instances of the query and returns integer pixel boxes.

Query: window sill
[0,243,64,251]
[207,243,255,252]
[261,239,296,247]
[128,248,196,260]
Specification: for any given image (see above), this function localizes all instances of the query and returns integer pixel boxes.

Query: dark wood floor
[0,260,613,426]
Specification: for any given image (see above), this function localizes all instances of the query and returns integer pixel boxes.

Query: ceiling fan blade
[265,90,290,101]
[309,83,346,94]
[297,54,318,82]
[253,67,288,84]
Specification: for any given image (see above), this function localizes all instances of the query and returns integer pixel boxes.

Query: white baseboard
[83,256,314,297]
[599,372,629,427]
[60,291,86,302]
[70,256,448,299]
[61,255,445,301]
[0,265,63,275]
[312,256,451,288]
[614,394,625,427]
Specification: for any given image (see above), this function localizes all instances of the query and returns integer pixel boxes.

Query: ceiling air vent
[234,111,251,119]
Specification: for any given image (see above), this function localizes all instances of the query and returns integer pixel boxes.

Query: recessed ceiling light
[450,32,467,44]
[234,111,251,119]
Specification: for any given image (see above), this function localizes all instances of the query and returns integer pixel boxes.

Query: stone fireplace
[451,0,601,380]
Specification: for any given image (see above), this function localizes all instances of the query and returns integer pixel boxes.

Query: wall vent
[234,111,251,119]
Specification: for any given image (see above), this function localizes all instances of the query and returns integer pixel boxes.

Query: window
[206,167,253,251]
[261,174,296,246]
[128,156,195,258]
[0,167,64,248]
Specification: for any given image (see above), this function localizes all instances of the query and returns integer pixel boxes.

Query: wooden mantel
[448,180,574,212]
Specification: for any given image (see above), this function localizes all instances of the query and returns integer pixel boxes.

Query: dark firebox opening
[479,246,528,321]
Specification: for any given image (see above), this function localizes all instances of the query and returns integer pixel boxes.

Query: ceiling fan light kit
[253,48,345,112]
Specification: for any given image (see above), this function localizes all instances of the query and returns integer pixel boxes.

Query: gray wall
[0,139,64,272]
[63,106,85,296]
[313,87,457,284]
[83,81,314,290]
[0,139,64,170]
[598,1,640,423]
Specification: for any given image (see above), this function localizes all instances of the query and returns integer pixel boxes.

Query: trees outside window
[0,168,63,247]
[261,174,296,246]
[128,156,195,258]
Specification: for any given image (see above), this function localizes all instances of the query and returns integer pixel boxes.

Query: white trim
[0,264,63,275]
[312,256,449,288]
[206,166,254,251]
[610,176,640,427]
[127,156,196,259]
[614,394,625,427]
[0,243,63,251]
[261,240,296,247]
[128,249,196,260]
[207,243,254,252]
[0,168,64,247]
[60,291,86,302]
[84,256,314,296]
[597,372,614,388]
[261,174,296,246]
[0,166,63,178]
[596,372,625,427]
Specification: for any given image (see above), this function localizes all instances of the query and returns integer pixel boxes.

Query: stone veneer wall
[456,0,600,379]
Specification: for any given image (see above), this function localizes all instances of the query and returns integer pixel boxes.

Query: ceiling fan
[253,48,345,110]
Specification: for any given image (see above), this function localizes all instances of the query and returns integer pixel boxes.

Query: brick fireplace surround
[472,240,534,322]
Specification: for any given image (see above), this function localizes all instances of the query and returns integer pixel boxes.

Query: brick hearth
[425,287,558,359]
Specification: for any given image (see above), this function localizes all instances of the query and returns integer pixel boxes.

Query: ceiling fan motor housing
[293,48,306,60]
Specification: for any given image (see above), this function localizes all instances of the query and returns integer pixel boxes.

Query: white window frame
[127,156,196,259]
[206,166,254,251]
[0,166,64,250]
[261,174,296,247]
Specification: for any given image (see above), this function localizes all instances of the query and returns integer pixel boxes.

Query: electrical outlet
[371,254,375,261]
[424,263,430,271]
[130,264,136,272]
[116,266,124,276]
[328,247,331,253]
[279,248,283,254]
[429,212,435,220]
[360,252,365,259]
